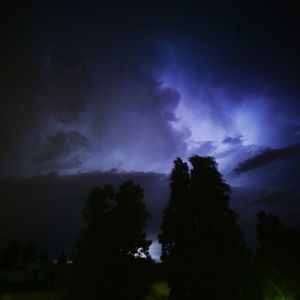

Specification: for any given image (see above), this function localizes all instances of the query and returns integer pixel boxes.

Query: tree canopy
[159,156,260,299]
[257,212,300,299]
[68,180,152,300]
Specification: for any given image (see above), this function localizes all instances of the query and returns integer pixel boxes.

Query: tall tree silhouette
[159,156,260,300]
[68,180,151,300]
[159,158,192,299]
[22,241,38,263]
[113,180,151,258]
[57,252,68,264]
[257,212,300,299]
[2,241,21,270]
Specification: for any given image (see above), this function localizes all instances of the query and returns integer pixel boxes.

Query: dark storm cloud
[0,21,94,176]
[0,171,168,257]
[1,2,192,175]
[2,1,300,176]
[0,14,43,170]
[171,1,299,89]
[234,145,300,173]
[86,69,188,172]
[222,135,244,145]
[35,130,89,163]
[45,50,94,121]
[230,184,300,247]
[249,189,294,206]
[33,130,90,172]
[229,142,300,245]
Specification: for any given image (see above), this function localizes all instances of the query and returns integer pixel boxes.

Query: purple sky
[1,1,300,259]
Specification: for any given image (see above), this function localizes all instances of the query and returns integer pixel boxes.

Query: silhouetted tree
[159,158,191,300]
[159,156,261,300]
[68,180,152,300]
[39,252,50,264]
[113,180,151,258]
[2,241,21,270]
[112,180,152,299]
[257,212,300,299]
[57,252,68,264]
[22,241,38,263]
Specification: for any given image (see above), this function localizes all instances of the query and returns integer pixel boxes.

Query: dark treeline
[65,155,300,300]
[256,212,300,299]
[2,155,300,299]
[0,241,49,270]
[0,241,71,291]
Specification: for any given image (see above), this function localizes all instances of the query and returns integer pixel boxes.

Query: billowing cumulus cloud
[0,6,189,176]
[82,73,188,173]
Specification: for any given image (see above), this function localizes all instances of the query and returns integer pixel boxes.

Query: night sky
[1,1,300,260]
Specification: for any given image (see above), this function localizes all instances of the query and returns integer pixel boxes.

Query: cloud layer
[1,2,300,177]
[0,171,168,257]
